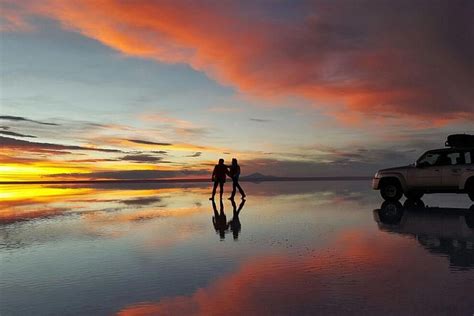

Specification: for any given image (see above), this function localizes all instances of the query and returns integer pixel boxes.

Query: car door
[410,151,443,188]
[412,166,442,188]
[441,151,463,188]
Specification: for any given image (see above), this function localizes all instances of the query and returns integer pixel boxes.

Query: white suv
[373,147,474,201]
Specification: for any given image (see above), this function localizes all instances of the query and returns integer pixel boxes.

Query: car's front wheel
[380,179,403,201]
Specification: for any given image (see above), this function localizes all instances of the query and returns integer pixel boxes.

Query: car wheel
[404,191,424,200]
[465,209,474,229]
[380,180,403,201]
[379,201,404,224]
[468,188,474,202]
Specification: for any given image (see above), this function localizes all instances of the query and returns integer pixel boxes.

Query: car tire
[404,191,424,200]
[466,206,474,229]
[380,179,403,201]
[379,201,404,225]
[468,191,474,202]
[467,179,474,202]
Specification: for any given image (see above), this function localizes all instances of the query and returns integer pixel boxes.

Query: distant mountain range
[240,172,277,180]
[240,173,370,182]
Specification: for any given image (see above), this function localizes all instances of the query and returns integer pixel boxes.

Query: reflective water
[1,181,474,315]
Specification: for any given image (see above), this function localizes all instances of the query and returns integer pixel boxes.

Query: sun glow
[0,164,89,182]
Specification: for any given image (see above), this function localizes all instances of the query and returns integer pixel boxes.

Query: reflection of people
[210,159,230,200]
[212,199,228,239]
[228,158,246,200]
[229,199,246,240]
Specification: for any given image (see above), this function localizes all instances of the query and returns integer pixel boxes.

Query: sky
[0,0,473,181]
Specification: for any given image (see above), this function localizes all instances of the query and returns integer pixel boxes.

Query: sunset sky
[1,0,473,181]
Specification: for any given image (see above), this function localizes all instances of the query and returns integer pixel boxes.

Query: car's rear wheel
[468,190,474,202]
[380,179,403,201]
[467,178,474,202]
[404,191,424,200]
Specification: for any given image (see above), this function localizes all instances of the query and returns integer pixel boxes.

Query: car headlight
[374,172,380,178]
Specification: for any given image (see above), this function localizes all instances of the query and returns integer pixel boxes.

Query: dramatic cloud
[0,115,59,126]
[0,136,123,153]
[52,169,208,180]
[0,130,36,138]
[186,152,202,158]
[3,0,473,121]
[250,118,272,123]
[127,139,173,146]
[119,154,164,163]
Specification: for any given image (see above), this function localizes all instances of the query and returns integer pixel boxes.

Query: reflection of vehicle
[373,201,474,269]
[372,142,474,201]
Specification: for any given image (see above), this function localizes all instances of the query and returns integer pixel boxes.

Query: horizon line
[0,176,371,185]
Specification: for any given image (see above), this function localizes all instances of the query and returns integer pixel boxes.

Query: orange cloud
[3,1,472,123]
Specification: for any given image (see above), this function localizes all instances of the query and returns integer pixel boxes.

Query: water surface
[1,181,474,315]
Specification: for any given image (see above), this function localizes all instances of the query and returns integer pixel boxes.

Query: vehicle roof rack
[445,134,474,148]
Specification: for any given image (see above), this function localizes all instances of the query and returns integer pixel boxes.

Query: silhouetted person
[229,198,245,240]
[212,199,228,239]
[210,158,229,200]
[228,158,246,199]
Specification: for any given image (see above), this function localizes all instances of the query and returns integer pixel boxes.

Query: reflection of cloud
[118,230,474,315]
[0,208,68,224]
[0,115,59,126]
[121,197,163,206]
[6,1,473,122]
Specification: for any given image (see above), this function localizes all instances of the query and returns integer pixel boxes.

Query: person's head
[218,158,224,165]
[232,158,238,166]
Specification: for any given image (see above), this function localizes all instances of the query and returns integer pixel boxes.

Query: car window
[446,152,463,165]
[417,152,441,167]
[466,151,473,164]
[433,153,453,166]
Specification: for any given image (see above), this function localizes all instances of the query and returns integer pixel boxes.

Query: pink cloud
[2,0,473,123]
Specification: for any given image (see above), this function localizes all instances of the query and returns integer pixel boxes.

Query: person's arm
[211,166,216,181]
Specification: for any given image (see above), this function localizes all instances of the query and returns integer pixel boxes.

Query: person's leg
[219,181,224,199]
[211,181,218,199]
[237,181,246,197]
[230,179,237,199]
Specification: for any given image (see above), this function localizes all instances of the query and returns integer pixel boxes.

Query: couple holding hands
[210,158,246,200]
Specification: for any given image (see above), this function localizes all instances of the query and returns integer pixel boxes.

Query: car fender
[459,171,474,190]
[379,173,408,191]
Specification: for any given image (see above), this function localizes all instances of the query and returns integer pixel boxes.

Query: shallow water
[1,181,474,315]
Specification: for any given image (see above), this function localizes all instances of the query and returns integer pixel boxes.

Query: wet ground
[1,181,474,315]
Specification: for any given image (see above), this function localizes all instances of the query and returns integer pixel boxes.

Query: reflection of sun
[0,185,92,203]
